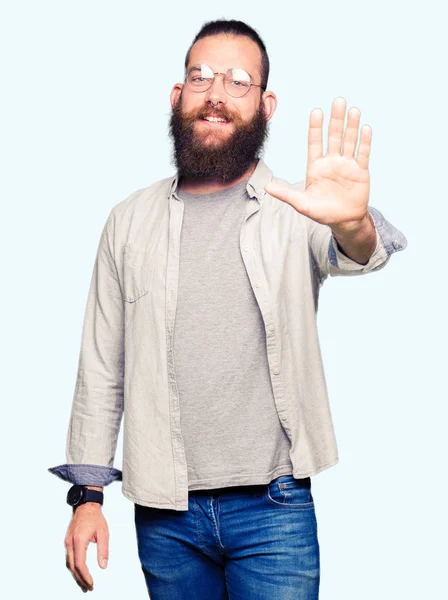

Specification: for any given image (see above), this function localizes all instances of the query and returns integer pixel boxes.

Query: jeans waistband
[189,475,311,496]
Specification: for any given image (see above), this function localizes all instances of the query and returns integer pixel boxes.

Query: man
[48,19,407,599]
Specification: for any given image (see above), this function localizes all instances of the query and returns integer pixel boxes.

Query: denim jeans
[134,474,320,599]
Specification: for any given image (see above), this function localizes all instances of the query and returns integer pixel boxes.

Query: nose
[204,74,227,107]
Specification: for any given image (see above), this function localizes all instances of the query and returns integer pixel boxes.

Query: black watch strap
[82,488,104,505]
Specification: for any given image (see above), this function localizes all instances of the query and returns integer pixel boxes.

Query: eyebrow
[187,63,254,80]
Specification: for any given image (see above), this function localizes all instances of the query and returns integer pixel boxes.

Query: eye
[230,80,249,87]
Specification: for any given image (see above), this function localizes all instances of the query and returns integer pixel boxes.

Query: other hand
[64,504,109,593]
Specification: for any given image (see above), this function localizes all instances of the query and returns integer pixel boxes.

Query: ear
[170,84,183,110]
[261,90,277,121]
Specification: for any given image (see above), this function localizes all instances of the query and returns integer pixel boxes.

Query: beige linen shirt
[48,158,407,510]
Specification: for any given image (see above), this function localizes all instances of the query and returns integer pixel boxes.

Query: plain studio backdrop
[1,1,446,598]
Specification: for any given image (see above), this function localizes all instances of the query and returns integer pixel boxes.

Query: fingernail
[101,558,108,568]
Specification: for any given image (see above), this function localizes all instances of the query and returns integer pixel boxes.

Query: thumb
[97,529,109,569]
[264,182,312,217]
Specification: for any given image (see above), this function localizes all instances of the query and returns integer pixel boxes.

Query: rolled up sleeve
[48,463,122,486]
[307,205,407,280]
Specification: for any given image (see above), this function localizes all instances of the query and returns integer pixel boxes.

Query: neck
[177,161,257,195]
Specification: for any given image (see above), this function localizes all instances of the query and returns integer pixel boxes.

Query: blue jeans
[134,474,320,599]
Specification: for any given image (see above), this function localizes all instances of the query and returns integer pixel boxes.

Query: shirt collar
[167,158,273,204]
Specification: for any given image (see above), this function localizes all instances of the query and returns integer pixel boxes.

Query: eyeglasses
[185,63,266,98]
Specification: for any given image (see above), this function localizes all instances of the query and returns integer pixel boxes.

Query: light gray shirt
[48,158,407,510]
[174,178,293,490]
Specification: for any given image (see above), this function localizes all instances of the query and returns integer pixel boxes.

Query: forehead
[188,34,261,77]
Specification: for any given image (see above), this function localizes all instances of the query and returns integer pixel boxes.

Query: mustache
[180,105,240,126]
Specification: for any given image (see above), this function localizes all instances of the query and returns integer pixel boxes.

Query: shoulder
[109,175,174,221]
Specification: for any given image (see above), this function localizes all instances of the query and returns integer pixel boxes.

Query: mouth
[199,116,231,126]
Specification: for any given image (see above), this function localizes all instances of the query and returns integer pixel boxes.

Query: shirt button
[255,282,260,288]
[281,415,287,421]
[392,240,402,250]
[243,246,249,251]
[269,326,274,332]
[273,369,280,375]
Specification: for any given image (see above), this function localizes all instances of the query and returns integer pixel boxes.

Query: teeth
[204,116,227,122]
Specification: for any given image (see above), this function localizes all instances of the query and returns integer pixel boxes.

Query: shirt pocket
[122,244,152,303]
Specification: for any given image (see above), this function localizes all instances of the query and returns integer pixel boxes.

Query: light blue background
[2,1,446,598]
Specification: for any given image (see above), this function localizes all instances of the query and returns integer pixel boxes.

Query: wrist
[73,501,103,516]
[331,211,372,239]
[84,485,103,492]
[67,484,104,512]
[75,502,102,510]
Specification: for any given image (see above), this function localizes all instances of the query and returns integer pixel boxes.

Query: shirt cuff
[48,463,122,486]
[328,226,388,271]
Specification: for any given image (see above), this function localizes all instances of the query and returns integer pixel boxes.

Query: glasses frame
[185,63,266,98]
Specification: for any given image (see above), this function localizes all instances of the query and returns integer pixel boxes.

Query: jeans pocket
[265,475,315,509]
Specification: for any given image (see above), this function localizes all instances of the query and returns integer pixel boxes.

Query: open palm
[264,97,371,228]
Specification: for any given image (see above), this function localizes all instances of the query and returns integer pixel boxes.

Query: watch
[67,484,104,511]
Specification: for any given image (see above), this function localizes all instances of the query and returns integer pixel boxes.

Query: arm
[48,208,124,486]
[289,175,407,279]
[325,204,407,275]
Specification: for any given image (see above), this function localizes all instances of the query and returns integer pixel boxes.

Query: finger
[327,97,346,156]
[97,526,109,569]
[308,108,323,165]
[355,125,372,170]
[70,568,89,593]
[65,540,89,593]
[73,537,94,591]
[264,182,312,218]
[342,107,361,159]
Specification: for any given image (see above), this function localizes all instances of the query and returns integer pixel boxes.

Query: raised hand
[264,97,372,231]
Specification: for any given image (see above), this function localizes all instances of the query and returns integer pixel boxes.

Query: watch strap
[82,488,104,505]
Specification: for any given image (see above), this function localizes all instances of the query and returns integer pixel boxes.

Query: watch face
[67,485,84,507]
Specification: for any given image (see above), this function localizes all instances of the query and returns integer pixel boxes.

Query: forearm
[331,211,377,265]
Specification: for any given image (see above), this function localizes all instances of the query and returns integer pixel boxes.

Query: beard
[168,92,270,183]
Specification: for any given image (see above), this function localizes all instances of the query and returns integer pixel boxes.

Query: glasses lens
[224,68,251,97]
[187,64,214,91]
